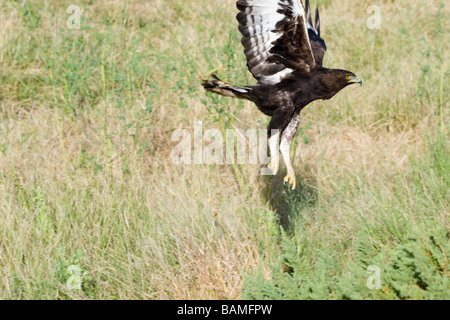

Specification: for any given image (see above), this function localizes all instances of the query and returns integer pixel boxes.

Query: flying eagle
[202,0,362,189]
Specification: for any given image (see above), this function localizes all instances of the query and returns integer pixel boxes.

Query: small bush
[243,225,449,300]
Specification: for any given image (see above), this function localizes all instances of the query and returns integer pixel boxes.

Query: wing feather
[237,0,316,85]
[305,0,327,66]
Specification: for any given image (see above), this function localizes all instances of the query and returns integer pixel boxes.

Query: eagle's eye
[346,75,351,80]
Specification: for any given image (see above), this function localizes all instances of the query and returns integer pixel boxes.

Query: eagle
[202,0,362,189]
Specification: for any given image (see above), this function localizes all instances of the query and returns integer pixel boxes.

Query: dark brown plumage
[202,0,362,189]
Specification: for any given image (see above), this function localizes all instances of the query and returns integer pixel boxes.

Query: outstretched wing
[237,0,316,85]
[305,0,327,66]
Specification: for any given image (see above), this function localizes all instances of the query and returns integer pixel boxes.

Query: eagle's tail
[202,75,256,102]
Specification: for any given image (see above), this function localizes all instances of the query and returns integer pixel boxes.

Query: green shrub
[243,225,449,300]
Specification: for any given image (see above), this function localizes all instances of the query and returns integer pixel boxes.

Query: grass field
[0,0,448,299]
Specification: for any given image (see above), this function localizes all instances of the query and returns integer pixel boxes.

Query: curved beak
[348,75,363,86]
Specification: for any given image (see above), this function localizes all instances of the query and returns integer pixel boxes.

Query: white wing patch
[264,68,294,84]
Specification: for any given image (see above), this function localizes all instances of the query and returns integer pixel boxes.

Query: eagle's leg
[280,111,300,189]
[267,108,294,176]
[267,130,280,175]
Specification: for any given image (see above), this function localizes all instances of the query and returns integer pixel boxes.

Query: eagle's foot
[267,159,279,175]
[283,174,296,190]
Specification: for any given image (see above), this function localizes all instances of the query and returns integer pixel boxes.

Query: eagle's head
[333,69,363,88]
[320,69,362,100]
[344,72,363,87]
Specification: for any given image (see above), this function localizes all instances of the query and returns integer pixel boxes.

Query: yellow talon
[284,174,296,190]
[267,160,279,175]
